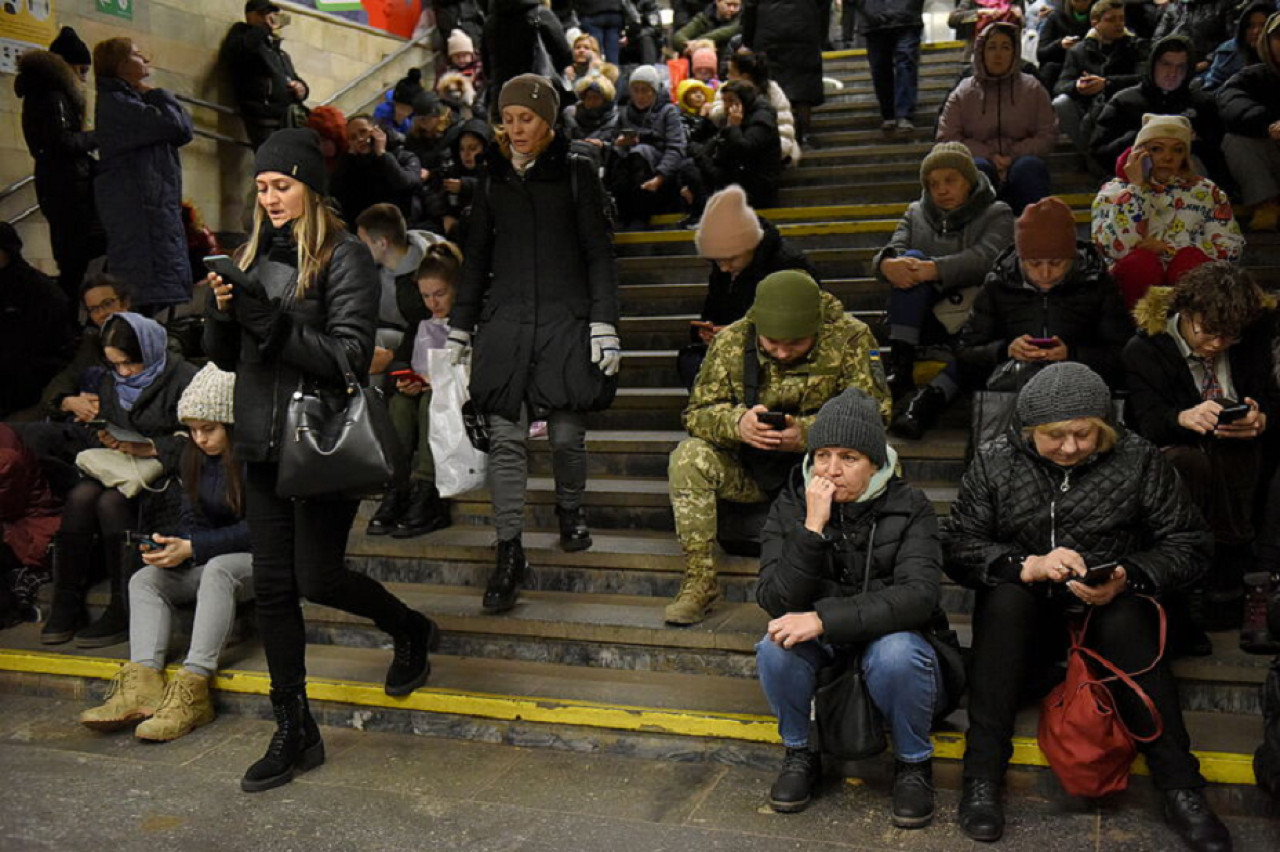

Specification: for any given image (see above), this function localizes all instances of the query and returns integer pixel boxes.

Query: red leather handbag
[1037,597,1166,798]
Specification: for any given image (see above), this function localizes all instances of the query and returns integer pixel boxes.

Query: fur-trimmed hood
[14,50,85,115]
[1133,284,1280,336]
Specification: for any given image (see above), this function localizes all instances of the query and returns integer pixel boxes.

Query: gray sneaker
[896,118,915,131]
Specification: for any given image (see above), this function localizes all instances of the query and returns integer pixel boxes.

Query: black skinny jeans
[965,583,1204,791]
[246,462,412,690]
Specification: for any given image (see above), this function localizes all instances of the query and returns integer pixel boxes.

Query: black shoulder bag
[813,519,889,761]
[738,328,805,496]
[276,336,403,499]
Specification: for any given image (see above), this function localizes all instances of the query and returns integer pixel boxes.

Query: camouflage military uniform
[670,291,891,573]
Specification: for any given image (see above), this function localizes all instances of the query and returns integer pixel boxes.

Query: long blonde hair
[236,185,345,299]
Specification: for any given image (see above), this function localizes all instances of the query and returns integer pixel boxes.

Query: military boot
[79,662,165,732]
[664,554,720,625]
[135,668,215,742]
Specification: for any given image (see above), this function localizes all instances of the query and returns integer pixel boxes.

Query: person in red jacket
[0,424,62,628]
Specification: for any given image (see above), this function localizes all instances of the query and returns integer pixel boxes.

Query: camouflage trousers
[668,438,768,571]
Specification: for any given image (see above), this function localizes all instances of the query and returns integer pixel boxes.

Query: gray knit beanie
[178,363,236,425]
[806,388,888,468]
[1015,362,1111,427]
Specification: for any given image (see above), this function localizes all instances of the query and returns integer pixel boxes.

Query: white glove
[589,322,621,377]
[446,328,472,366]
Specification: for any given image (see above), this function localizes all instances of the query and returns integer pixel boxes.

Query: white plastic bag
[427,351,487,498]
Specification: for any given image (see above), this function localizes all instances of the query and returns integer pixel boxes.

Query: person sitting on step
[755,388,963,827]
[376,242,464,540]
[678,185,818,390]
[876,142,1014,408]
[1217,11,1280,232]
[937,21,1058,214]
[898,196,1132,440]
[608,64,688,228]
[665,270,890,625]
[79,364,253,743]
[1091,114,1243,309]
[1123,263,1275,656]
[943,362,1230,852]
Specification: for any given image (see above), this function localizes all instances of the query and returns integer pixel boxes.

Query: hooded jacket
[563,94,621,143]
[942,405,1211,596]
[1216,14,1280,137]
[873,171,1015,294]
[442,117,494,216]
[619,93,688,179]
[957,241,1133,386]
[1090,35,1223,168]
[1200,1,1272,92]
[706,85,782,208]
[451,132,619,420]
[1054,28,1148,101]
[700,219,818,327]
[1092,162,1243,267]
[937,23,1059,160]
[14,51,95,221]
[1122,286,1277,448]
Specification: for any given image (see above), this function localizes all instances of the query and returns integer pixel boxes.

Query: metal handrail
[0,175,34,203]
[176,93,240,117]
[194,127,252,148]
[5,204,40,225]
[322,32,434,107]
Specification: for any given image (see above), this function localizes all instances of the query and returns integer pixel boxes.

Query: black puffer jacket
[1054,33,1147,101]
[957,241,1133,387]
[483,0,573,102]
[203,226,378,463]
[14,51,95,230]
[1216,63,1280,138]
[700,219,817,327]
[96,353,197,475]
[942,418,1212,596]
[705,88,781,208]
[741,0,828,106]
[853,0,924,33]
[221,21,308,124]
[1122,286,1277,448]
[451,133,619,421]
[1036,4,1092,71]
[330,145,423,228]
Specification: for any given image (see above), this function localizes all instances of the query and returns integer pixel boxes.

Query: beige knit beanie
[695,185,765,259]
[1134,113,1192,151]
[447,29,474,57]
[178,363,235,424]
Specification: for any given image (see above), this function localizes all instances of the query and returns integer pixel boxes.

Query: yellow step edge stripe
[0,648,1257,786]
[649,194,1098,227]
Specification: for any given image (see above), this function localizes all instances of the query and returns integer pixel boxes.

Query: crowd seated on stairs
[3,4,1280,848]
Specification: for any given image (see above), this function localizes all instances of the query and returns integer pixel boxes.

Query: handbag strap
[311,335,361,395]
[1067,597,1167,743]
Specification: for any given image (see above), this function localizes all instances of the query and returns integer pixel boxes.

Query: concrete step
[618,277,888,316]
[618,310,888,351]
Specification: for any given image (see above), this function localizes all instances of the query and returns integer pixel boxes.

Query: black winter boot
[769,746,820,813]
[892,758,935,829]
[40,533,94,645]
[1168,589,1214,658]
[385,609,440,696]
[241,686,325,793]
[75,533,135,648]
[367,487,410,536]
[391,482,450,539]
[1203,544,1247,631]
[958,777,1004,842]
[891,385,947,440]
[885,340,917,400]
[1162,788,1232,852]
[483,539,527,613]
[555,505,592,552]
[1239,572,1279,654]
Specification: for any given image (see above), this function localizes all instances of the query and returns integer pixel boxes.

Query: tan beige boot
[135,669,215,742]
[79,662,165,732]
[664,555,720,626]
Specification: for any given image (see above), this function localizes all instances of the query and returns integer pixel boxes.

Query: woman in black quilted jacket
[942,362,1227,851]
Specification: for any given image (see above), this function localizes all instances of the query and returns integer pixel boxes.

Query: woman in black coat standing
[483,0,574,113]
[942,362,1228,851]
[755,388,961,827]
[741,0,827,146]
[204,129,436,794]
[14,28,104,306]
[447,75,619,614]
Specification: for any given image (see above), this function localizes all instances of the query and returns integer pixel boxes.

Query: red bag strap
[1066,596,1167,743]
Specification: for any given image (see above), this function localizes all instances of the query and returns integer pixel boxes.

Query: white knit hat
[628,64,661,92]
[695,185,765,259]
[178,363,235,424]
[1134,113,1192,150]
[447,29,474,57]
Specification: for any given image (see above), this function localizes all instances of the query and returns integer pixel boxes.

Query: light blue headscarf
[105,312,168,412]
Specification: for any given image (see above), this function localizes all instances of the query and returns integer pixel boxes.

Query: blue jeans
[864,25,923,120]
[974,155,1050,215]
[580,13,623,64]
[885,250,937,346]
[755,630,944,762]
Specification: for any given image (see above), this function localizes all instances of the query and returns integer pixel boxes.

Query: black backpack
[1257,654,1280,798]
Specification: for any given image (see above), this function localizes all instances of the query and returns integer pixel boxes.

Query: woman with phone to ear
[202,128,437,794]
[1092,113,1243,309]
[943,362,1228,851]
[1123,263,1276,655]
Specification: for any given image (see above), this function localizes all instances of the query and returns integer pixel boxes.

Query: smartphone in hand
[757,411,788,430]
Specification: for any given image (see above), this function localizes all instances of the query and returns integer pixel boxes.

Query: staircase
[2,42,1276,802]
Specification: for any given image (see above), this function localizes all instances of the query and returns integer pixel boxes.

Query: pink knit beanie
[695,185,765,259]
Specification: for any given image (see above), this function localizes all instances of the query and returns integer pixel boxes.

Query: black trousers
[965,583,1204,791]
[246,462,411,690]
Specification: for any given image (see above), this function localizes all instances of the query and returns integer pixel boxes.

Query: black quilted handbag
[276,337,402,499]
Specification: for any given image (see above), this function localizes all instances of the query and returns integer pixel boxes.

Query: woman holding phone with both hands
[203,128,437,794]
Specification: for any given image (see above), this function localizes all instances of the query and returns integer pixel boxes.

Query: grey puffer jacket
[873,172,1014,294]
[942,418,1211,596]
[618,95,688,179]
[203,225,378,464]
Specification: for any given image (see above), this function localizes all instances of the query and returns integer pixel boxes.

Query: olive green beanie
[748,270,823,340]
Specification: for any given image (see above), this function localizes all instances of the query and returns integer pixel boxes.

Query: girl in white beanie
[79,364,254,744]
